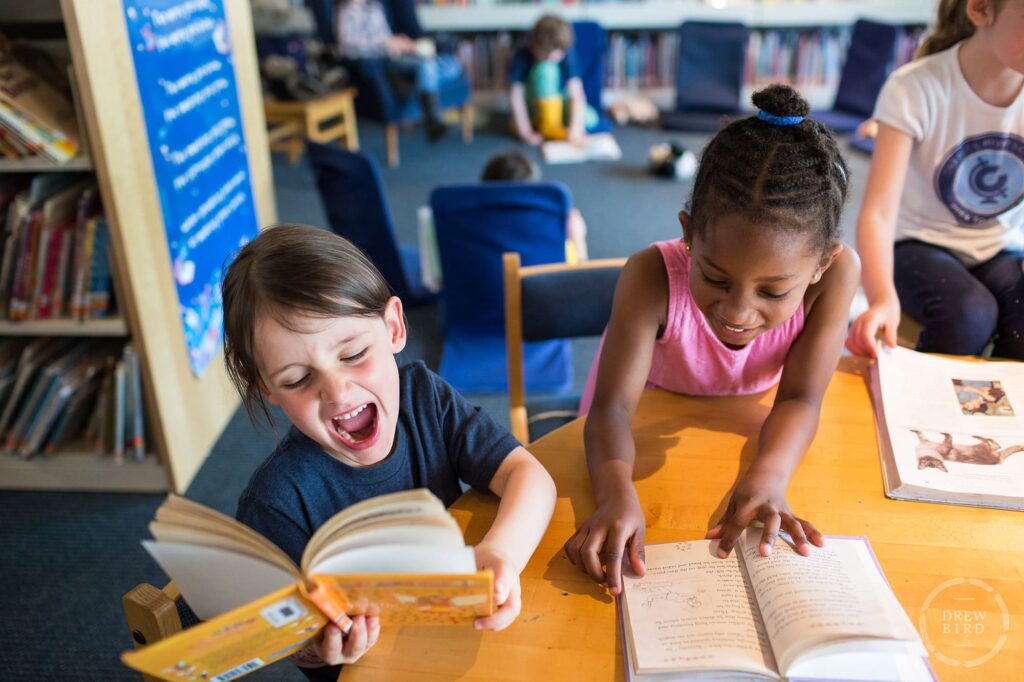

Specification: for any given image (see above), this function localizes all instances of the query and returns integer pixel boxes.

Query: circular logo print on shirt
[934,133,1024,225]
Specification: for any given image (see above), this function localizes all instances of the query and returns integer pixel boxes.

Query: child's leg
[970,251,1024,360]
[392,55,446,140]
[893,240,997,355]
[527,61,567,140]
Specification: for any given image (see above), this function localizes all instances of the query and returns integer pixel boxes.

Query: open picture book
[870,345,1024,511]
[541,132,623,164]
[620,530,932,681]
[122,489,492,682]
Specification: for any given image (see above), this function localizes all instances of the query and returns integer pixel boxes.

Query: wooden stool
[264,87,359,164]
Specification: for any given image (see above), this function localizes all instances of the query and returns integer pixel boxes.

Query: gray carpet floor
[0,115,872,680]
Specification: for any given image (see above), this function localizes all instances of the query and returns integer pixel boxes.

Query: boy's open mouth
[331,403,379,447]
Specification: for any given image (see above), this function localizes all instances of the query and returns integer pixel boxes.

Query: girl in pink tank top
[564,85,860,595]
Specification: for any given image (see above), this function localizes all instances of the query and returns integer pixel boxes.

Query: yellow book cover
[121,489,493,681]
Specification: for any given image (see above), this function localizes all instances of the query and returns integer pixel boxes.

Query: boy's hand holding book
[706,462,824,559]
[472,544,520,631]
[290,616,380,668]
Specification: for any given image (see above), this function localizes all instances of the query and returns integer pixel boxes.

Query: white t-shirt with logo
[873,42,1024,266]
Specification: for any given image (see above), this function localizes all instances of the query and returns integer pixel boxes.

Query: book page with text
[621,540,777,678]
[738,531,921,674]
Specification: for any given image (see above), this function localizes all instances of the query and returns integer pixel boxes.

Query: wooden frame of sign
[61,0,276,492]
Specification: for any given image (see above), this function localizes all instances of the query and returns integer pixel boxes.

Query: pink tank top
[579,239,805,414]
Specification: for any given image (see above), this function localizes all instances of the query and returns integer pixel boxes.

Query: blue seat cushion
[439,334,571,395]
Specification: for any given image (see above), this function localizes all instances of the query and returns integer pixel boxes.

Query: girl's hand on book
[473,545,521,631]
[707,467,824,559]
[312,616,381,665]
[562,489,646,596]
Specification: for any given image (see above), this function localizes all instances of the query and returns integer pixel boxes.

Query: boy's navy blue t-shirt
[236,362,519,682]
[236,360,520,566]
[508,47,578,89]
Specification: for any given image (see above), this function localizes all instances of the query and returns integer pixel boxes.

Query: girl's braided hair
[687,84,850,257]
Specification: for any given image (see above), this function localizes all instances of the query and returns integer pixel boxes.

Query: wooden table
[342,357,1024,681]
[264,87,359,164]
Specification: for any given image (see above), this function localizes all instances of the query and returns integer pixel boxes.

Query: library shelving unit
[419,0,935,110]
[418,0,936,32]
[0,0,275,493]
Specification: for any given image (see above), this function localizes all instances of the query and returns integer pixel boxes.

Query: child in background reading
[222,225,556,681]
[508,14,597,144]
[480,150,589,262]
[846,0,1024,359]
[564,85,859,594]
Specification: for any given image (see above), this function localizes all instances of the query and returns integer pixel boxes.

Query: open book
[123,489,492,682]
[870,345,1024,511]
[620,531,932,681]
[541,132,622,164]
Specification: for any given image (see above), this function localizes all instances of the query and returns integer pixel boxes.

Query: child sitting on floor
[508,14,598,144]
[222,224,556,680]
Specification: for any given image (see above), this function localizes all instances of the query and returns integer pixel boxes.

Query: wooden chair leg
[124,583,182,682]
[287,135,303,165]
[461,103,474,143]
[343,94,359,151]
[386,124,399,167]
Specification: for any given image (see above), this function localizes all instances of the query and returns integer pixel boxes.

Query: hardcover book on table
[869,345,1024,511]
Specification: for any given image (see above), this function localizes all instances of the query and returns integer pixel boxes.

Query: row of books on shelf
[0,38,82,164]
[0,173,115,323]
[452,25,924,94]
[0,337,144,460]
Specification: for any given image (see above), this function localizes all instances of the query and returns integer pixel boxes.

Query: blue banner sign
[123,0,258,376]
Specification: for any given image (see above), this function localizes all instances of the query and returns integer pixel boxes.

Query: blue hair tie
[757,110,804,126]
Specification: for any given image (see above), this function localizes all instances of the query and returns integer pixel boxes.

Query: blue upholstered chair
[814,19,898,133]
[430,183,573,394]
[849,135,876,156]
[306,0,472,167]
[572,20,611,133]
[662,21,750,133]
[503,252,625,443]
[306,141,434,305]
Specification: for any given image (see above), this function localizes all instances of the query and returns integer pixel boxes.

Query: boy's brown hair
[529,14,573,59]
[480,150,540,182]
[222,223,392,425]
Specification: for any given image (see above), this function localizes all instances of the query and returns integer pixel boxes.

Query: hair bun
[751,84,810,119]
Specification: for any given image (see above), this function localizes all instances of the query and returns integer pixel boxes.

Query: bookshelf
[422,0,933,111]
[418,0,936,32]
[0,317,128,336]
[0,0,275,493]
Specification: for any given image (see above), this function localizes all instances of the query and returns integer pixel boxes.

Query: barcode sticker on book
[210,658,263,682]
[260,597,307,628]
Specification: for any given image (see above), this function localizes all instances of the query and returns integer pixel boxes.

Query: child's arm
[565,77,587,143]
[846,123,914,358]
[708,246,860,559]
[474,446,556,631]
[563,248,668,594]
[509,83,542,145]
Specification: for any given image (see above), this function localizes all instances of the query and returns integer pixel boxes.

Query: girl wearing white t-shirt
[847,0,1024,359]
